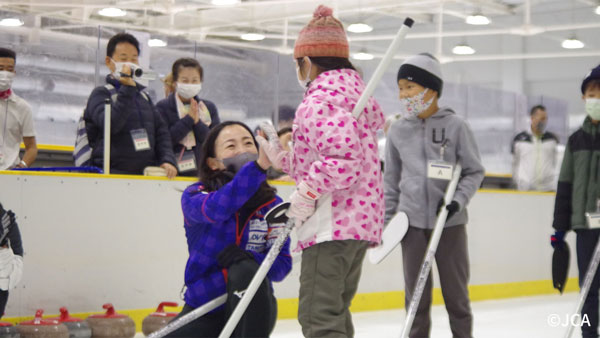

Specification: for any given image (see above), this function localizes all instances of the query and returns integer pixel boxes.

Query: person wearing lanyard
[155,58,220,176]
[83,33,177,177]
[384,53,485,338]
[0,48,37,171]
[511,104,560,191]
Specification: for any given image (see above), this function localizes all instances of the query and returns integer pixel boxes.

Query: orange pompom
[313,5,333,18]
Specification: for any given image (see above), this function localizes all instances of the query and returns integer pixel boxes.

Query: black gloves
[550,231,566,249]
[437,199,460,220]
[217,244,255,269]
[0,203,15,239]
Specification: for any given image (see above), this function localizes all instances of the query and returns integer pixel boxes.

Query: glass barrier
[0,24,568,176]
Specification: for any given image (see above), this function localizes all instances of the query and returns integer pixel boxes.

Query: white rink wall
[0,172,575,317]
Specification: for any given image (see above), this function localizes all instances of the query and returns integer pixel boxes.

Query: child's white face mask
[585,98,600,121]
[400,88,433,118]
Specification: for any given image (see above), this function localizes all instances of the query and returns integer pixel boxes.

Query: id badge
[130,128,151,151]
[586,213,600,229]
[177,150,197,173]
[0,151,4,164]
[427,160,453,181]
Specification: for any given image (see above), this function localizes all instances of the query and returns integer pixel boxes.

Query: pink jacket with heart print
[280,68,385,250]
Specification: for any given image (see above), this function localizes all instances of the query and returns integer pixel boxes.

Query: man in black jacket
[84,33,177,177]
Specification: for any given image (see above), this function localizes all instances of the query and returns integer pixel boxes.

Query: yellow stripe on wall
[2,278,578,330]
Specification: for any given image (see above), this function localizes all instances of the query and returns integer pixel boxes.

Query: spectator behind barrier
[83,33,177,178]
[0,48,38,170]
[511,104,559,191]
[155,58,220,177]
[168,121,291,337]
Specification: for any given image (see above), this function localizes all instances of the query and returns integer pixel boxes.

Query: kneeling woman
[168,121,292,337]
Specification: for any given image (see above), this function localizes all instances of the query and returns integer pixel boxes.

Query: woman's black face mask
[221,152,259,174]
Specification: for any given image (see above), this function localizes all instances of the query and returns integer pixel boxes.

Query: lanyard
[0,100,8,148]
[134,94,145,128]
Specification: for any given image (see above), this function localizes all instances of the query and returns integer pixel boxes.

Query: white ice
[271,292,587,338]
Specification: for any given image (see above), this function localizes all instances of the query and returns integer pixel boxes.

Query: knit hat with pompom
[294,5,349,59]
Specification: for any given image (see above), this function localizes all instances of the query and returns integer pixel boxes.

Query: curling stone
[17,310,69,338]
[49,308,91,338]
[85,304,134,338]
[0,322,19,338]
[141,302,178,336]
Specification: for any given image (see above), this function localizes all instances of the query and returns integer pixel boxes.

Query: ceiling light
[561,37,584,49]
[347,23,373,33]
[0,18,24,27]
[98,7,127,17]
[148,39,167,47]
[452,44,476,55]
[240,33,265,41]
[595,5,600,15]
[212,0,241,5]
[465,14,490,25]
[352,51,374,61]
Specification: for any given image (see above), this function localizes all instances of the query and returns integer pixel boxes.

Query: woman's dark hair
[198,121,258,190]
[172,57,204,82]
[296,56,356,74]
[197,121,277,208]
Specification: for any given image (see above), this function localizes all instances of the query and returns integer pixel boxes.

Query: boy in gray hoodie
[384,53,485,338]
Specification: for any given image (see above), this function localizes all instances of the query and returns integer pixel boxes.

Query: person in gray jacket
[384,53,485,338]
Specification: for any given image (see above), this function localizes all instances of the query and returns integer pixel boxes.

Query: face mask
[586,98,600,121]
[222,152,258,174]
[0,71,15,91]
[111,59,142,80]
[176,83,202,100]
[400,88,434,118]
[296,59,312,89]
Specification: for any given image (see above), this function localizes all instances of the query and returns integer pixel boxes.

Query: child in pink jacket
[258,5,385,337]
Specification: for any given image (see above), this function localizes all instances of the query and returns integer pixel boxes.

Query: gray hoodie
[384,107,485,229]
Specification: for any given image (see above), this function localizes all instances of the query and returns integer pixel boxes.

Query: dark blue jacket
[155,94,220,175]
[181,161,292,309]
[84,75,176,174]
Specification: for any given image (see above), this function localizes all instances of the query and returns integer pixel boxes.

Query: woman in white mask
[156,58,220,176]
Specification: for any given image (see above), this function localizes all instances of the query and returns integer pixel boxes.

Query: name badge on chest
[130,128,151,151]
[427,161,453,181]
[177,149,197,173]
[587,213,600,229]
[587,199,600,229]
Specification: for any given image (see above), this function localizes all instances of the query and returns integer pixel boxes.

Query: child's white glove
[287,182,321,224]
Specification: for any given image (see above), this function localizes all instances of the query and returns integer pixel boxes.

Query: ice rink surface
[272,292,588,338]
